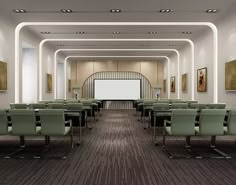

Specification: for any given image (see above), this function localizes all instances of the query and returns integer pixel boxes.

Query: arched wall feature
[54,48,179,100]
[38,38,193,101]
[81,71,154,100]
[64,56,170,100]
[15,22,217,103]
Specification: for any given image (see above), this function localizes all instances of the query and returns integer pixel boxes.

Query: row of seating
[0,109,74,149]
[161,109,236,158]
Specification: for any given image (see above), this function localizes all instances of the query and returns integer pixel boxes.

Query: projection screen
[94,80,141,100]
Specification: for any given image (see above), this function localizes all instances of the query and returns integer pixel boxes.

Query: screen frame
[93,79,142,100]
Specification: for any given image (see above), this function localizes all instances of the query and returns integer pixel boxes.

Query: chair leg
[210,136,231,158]
[70,134,74,149]
[20,136,25,147]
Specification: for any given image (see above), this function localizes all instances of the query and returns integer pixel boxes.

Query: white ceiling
[1,0,235,60]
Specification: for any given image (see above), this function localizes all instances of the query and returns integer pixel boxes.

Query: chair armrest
[164,120,171,128]
[65,120,72,127]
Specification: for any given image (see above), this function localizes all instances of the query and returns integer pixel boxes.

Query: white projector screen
[94,80,141,100]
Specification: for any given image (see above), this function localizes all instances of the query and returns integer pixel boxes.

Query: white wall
[0,17,16,108]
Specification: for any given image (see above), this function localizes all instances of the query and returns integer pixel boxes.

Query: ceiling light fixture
[182,31,192,34]
[143,44,150,46]
[148,31,158,34]
[40,31,51,34]
[160,9,172,13]
[61,9,72,13]
[168,44,176,46]
[112,31,120,34]
[76,31,86,34]
[206,9,218,13]
[110,9,121,13]
[14,9,26,13]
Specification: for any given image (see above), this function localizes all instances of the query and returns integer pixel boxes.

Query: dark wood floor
[0,110,236,185]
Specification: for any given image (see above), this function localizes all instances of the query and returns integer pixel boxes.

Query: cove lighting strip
[15,22,218,103]
[54,49,179,100]
[39,38,194,101]
[64,56,170,100]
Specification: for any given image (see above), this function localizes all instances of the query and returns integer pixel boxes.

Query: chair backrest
[0,110,8,135]
[80,100,93,106]
[198,109,226,136]
[171,103,188,109]
[29,103,46,109]
[152,103,169,111]
[171,109,198,135]
[143,100,156,106]
[48,103,65,109]
[54,99,65,103]
[10,103,28,109]
[39,109,65,135]
[66,103,83,111]
[227,109,236,135]
[66,100,79,104]
[158,99,170,103]
[9,109,37,135]
[189,103,208,110]
[208,103,226,109]
[39,100,52,104]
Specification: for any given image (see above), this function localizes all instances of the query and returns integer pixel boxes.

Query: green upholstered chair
[225,109,236,135]
[10,103,28,109]
[189,103,208,110]
[54,99,65,103]
[38,109,74,149]
[163,109,198,158]
[66,103,83,111]
[158,99,170,103]
[48,103,65,109]
[66,100,79,104]
[0,110,10,135]
[152,103,169,111]
[208,103,226,109]
[29,103,46,109]
[9,109,40,146]
[171,103,188,109]
[195,109,229,158]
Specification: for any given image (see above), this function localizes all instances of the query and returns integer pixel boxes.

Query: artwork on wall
[197,67,207,92]
[182,73,187,92]
[0,61,7,91]
[163,79,166,92]
[170,76,175,92]
[47,73,52,93]
[68,79,72,92]
[225,60,236,90]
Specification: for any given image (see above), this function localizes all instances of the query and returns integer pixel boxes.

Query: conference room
[0,0,236,184]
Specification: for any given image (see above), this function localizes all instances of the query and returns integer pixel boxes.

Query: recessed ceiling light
[112,31,120,34]
[182,31,192,34]
[169,44,176,46]
[206,9,218,13]
[40,31,51,34]
[76,31,86,34]
[110,9,121,13]
[148,31,158,34]
[14,9,26,13]
[160,9,172,13]
[143,44,150,46]
[113,44,119,46]
[61,9,72,13]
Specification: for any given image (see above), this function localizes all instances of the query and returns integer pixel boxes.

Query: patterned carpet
[0,109,236,185]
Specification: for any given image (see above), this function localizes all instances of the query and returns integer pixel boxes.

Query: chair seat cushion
[224,127,228,134]
[195,126,199,134]
[8,126,12,134]
[65,127,71,135]
[165,126,172,135]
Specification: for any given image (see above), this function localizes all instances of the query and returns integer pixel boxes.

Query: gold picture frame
[197,67,207,92]
[170,76,175,92]
[182,73,187,92]
[47,73,52,93]
[0,61,7,91]
[225,60,236,90]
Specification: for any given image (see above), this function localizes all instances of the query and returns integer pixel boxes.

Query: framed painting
[182,73,187,92]
[197,67,207,92]
[225,60,236,90]
[47,73,52,93]
[170,76,175,92]
[163,79,166,92]
[0,61,7,91]
[68,79,71,92]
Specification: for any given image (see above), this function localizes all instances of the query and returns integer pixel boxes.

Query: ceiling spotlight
[206,9,218,13]
[148,31,158,34]
[143,44,150,46]
[61,9,72,13]
[169,44,176,46]
[160,9,172,13]
[113,44,119,46]
[14,9,26,13]
[40,31,51,34]
[112,31,120,34]
[56,44,64,46]
[182,31,192,34]
[110,9,121,13]
[76,31,86,34]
